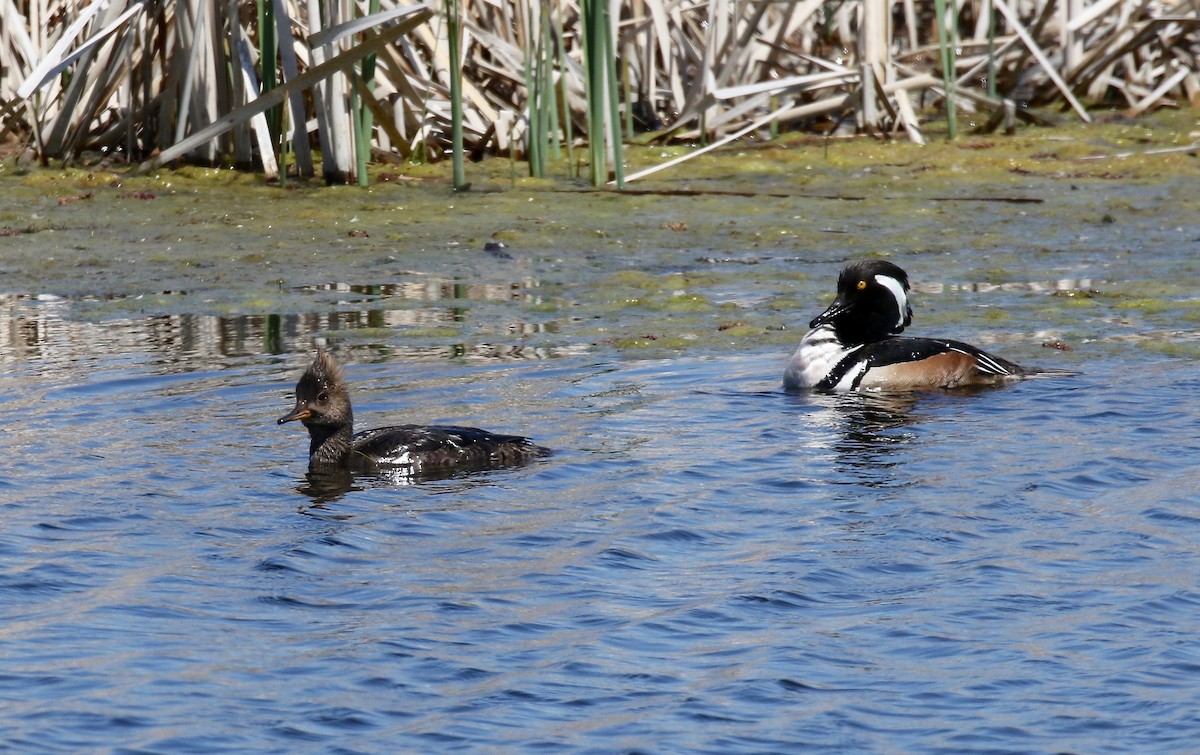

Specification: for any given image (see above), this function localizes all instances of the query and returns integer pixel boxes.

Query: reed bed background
[1,0,1197,185]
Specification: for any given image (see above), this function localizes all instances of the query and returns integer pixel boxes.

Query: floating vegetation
[1,0,1198,184]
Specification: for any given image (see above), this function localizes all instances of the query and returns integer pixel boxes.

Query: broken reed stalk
[580,0,607,187]
[542,9,562,161]
[934,0,958,139]
[535,3,563,173]
[355,0,381,187]
[601,0,624,188]
[445,0,467,190]
[551,5,576,178]
[986,0,997,99]
[579,0,624,187]
[257,0,280,146]
[522,0,544,177]
[129,8,432,175]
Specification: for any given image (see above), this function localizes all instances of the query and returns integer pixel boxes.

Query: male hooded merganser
[278,350,550,472]
[784,260,1026,391]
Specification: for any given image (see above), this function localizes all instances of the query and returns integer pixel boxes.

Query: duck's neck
[307,423,354,466]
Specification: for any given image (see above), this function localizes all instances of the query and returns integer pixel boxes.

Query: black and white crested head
[809,260,914,346]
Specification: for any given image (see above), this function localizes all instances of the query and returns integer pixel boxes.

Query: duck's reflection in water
[295,467,362,507]
[294,461,544,509]
[798,385,1012,488]
[829,391,919,445]
[795,390,923,485]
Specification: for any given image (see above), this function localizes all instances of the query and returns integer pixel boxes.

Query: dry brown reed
[1,0,1197,183]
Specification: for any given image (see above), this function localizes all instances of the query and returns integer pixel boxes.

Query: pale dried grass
[1,0,1196,181]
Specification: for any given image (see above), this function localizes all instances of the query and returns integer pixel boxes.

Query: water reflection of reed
[296,278,544,305]
[911,277,1099,295]
[0,292,574,367]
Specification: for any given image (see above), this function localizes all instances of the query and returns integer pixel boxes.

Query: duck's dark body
[342,424,549,471]
[279,351,549,473]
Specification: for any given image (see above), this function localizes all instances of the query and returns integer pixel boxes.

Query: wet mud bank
[1,110,1198,367]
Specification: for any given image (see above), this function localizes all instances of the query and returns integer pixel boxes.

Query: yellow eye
[856,280,867,290]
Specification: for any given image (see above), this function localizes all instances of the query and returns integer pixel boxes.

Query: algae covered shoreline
[1,111,1199,364]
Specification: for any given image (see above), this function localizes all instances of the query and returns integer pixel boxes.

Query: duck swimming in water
[784,260,1027,392]
[278,350,550,474]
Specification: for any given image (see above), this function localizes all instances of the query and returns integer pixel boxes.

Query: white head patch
[874,274,909,330]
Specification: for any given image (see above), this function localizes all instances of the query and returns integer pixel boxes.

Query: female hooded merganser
[784,260,1026,391]
[278,350,550,473]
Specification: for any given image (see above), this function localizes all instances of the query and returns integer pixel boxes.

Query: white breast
[783,326,862,390]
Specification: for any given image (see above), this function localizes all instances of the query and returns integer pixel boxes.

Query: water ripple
[2,334,1200,751]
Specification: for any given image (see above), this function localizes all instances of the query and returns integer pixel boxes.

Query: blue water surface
[4,164,1200,752]
[2,305,1199,753]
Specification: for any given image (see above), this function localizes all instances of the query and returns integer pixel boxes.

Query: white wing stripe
[950,345,1012,375]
